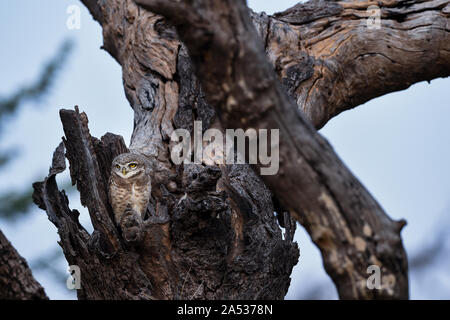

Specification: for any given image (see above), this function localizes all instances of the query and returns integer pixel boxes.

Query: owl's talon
[122,226,142,243]
[119,208,143,244]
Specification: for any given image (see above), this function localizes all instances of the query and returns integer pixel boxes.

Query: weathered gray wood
[134,0,415,299]
[33,116,157,300]
[271,0,450,128]
[32,108,298,299]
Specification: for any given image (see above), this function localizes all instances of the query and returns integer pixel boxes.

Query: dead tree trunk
[27,0,449,300]
[32,104,298,300]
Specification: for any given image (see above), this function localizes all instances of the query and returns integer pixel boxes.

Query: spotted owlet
[108,153,152,225]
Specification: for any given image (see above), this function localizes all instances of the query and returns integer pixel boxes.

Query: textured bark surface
[0,230,48,300]
[24,0,449,300]
[32,105,298,300]
[270,0,450,128]
[133,0,417,299]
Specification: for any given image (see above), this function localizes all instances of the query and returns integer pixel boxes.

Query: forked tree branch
[137,0,450,128]
[23,0,447,300]
[134,0,410,299]
[269,0,450,128]
[45,0,446,299]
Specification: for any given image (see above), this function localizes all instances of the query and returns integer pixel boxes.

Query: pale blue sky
[0,0,449,299]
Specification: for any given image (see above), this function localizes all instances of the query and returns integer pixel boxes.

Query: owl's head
[111,153,148,179]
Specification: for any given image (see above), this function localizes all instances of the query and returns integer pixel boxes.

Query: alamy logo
[366,265,381,290]
[66,265,81,290]
[66,5,81,30]
[171,121,280,175]
[367,5,381,30]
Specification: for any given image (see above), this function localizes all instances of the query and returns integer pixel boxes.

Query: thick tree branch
[63,0,449,300]
[31,0,302,300]
[134,0,409,299]
[262,0,450,128]
[0,230,48,300]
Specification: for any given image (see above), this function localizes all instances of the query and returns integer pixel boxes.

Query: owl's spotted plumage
[108,153,152,224]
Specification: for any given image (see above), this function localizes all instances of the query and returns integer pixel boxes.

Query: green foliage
[0,38,80,296]
[0,39,77,293]
[0,152,14,167]
[0,39,74,221]
[0,189,34,220]
[30,248,72,284]
[0,40,74,126]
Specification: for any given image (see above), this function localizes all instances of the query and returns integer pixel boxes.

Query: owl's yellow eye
[129,163,137,169]
[115,164,120,169]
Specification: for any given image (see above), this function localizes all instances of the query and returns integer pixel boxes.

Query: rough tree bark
[0,230,48,299]
[31,107,298,300]
[23,0,449,300]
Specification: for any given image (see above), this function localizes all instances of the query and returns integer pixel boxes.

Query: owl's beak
[122,168,127,175]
